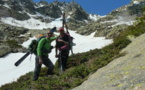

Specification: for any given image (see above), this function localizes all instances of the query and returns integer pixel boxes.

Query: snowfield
[0,16,113,87]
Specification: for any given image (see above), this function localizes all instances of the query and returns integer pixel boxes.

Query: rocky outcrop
[65,1,89,20]
[36,3,62,18]
[73,33,145,90]
[96,24,128,39]
[0,23,29,57]
[0,0,90,21]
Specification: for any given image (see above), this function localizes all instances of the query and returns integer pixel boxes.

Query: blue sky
[33,0,132,15]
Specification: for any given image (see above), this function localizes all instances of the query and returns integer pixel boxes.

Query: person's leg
[43,56,54,75]
[61,53,69,71]
[33,56,42,81]
[58,52,65,71]
[63,53,69,69]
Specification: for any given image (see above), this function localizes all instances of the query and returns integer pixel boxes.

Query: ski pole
[59,51,63,72]
[29,53,32,61]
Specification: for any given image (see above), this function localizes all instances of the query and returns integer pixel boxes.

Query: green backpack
[29,36,54,55]
[28,36,46,55]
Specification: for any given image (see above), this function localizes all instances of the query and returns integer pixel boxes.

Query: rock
[0,24,29,57]
[73,33,145,90]
[0,45,11,57]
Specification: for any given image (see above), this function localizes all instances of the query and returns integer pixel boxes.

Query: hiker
[33,30,57,81]
[55,27,70,71]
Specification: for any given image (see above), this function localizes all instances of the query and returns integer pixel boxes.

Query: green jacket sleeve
[37,38,45,56]
[50,36,57,42]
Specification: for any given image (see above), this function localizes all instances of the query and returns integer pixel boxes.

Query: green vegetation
[1,13,145,90]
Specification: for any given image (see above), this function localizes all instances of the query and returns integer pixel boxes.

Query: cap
[58,27,64,31]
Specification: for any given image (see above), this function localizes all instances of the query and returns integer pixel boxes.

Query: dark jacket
[56,33,70,53]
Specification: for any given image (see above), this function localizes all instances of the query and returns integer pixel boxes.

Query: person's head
[58,27,65,35]
[46,31,53,38]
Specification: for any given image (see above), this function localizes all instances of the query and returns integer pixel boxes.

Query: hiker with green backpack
[32,30,57,81]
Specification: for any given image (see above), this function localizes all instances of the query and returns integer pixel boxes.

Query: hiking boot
[47,71,53,75]
[32,77,38,81]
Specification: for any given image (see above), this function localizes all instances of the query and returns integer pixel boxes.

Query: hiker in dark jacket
[55,27,70,71]
[33,31,57,81]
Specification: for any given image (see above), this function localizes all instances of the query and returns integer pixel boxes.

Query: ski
[62,13,74,55]
[14,52,30,66]
[62,13,69,34]
[59,51,63,72]
[50,26,56,33]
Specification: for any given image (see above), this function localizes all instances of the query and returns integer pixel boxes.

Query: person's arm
[58,35,70,51]
[58,34,70,46]
[50,36,57,42]
[58,39,68,45]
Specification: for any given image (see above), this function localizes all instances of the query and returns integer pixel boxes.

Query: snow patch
[3,4,11,9]
[133,1,139,4]
[1,17,50,29]
[89,14,102,21]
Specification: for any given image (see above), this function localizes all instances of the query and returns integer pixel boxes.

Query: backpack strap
[42,38,47,47]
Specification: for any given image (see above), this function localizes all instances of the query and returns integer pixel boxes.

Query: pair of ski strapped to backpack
[14,27,56,66]
[62,13,75,55]
[14,34,47,66]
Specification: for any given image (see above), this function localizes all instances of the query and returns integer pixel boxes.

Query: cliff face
[73,33,145,90]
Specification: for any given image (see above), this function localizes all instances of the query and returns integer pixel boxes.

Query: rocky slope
[0,23,29,57]
[73,33,145,90]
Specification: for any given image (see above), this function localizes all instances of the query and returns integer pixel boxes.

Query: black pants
[59,52,69,71]
[33,55,54,80]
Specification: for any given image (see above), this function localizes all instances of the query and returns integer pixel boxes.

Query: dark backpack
[28,35,46,55]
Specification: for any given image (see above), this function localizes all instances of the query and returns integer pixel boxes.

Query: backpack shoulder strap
[42,38,47,46]
[56,35,60,41]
